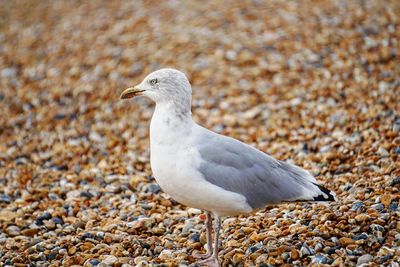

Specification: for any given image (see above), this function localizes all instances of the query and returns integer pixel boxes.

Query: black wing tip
[313,183,337,201]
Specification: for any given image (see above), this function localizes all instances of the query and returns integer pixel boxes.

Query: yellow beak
[120,87,145,99]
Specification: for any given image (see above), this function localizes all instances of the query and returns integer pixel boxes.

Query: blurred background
[0,0,399,266]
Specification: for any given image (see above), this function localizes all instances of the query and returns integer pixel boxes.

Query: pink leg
[194,211,213,259]
[196,215,221,266]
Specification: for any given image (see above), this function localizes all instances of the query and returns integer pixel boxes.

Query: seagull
[120,68,336,266]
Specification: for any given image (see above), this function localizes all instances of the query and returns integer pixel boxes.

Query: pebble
[390,177,400,186]
[181,220,195,235]
[44,219,56,230]
[6,226,21,237]
[351,202,364,211]
[82,233,96,240]
[371,203,385,211]
[53,217,64,225]
[356,254,373,265]
[378,147,389,157]
[158,249,173,260]
[300,244,315,257]
[1,67,17,78]
[0,194,11,204]
[86,259,101,267]
[145,184,161,194]
[248,243,263,254]
[188,233,200,243]
[291,248,300,260]
[388,201,398,211]
[370,224,385,233]
[393,119,400,132]
[354,233,369,240]
[101,255,118,265]
[22,228,39,237]
[313,254,328,264]
[355,214,370,222]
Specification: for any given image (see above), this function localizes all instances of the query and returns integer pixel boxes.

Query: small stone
[104,233,113,244]
[378,254,394,264]
[314,243,324,252]
[320,145,332,153]
[351,202,364,211]
[129,175,146,189]
[86,259,101,267]
[390,177,400,186]
[68,246,77,255]
[332,257,344,266]
[104,174,119,183]
[339,237,355,246]
[0,194,11,203]
[226,239,241,248]
[281,252,290,262]
[255,254,269,264]
[370,224,385,233]
[0,209,17,222]
[1,67,17,78]
[355,214,370,222]
[354,233,369,240]
[140,203,152,210]
[188,233,200,243]
[290,248,299,260]
[140,217,155,228]
[80,191,94,199]
[6,225,21,236]
[225,50,237,61]
[158,249,173,260]
[22,228,39,237]
[48,251,58,260]
[313,254,327,264]
[357,254,373,265]
[300,244,315,257]
[101,255,118,265]
[378,147,389,157]
[96,232,105,239]
[105,184,121,193]
[82,232,96,240]
[181,220,194,235]
[380,195,392,207]
[232,253,245,264]
[393,119,400,132]
[44,219,56,230]
[36,212,52,225]
[388,201,398,211]
[371,203,385,211]
[145,184,161,194]
[248,243,263,254]
[53,217,64,225]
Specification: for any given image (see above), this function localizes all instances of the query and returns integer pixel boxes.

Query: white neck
[150,102,193,146]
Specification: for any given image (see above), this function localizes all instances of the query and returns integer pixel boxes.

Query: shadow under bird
[120,68,337,266]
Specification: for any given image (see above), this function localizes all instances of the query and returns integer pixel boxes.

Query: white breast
[149,111,252,216]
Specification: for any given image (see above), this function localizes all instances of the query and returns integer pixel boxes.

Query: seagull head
[120,68,192,105]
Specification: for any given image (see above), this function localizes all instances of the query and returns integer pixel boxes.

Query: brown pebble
[380,195,392,207]
[290,248,299,260]
[22,228,39,237]
[339,237,355,246]
[355,214,370,222]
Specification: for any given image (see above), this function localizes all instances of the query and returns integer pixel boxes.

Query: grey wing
[196,131,322,209]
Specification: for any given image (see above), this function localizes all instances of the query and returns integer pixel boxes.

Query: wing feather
[196,129,326,209]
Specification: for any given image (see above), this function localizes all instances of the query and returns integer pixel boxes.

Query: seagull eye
[150,79,158,86]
